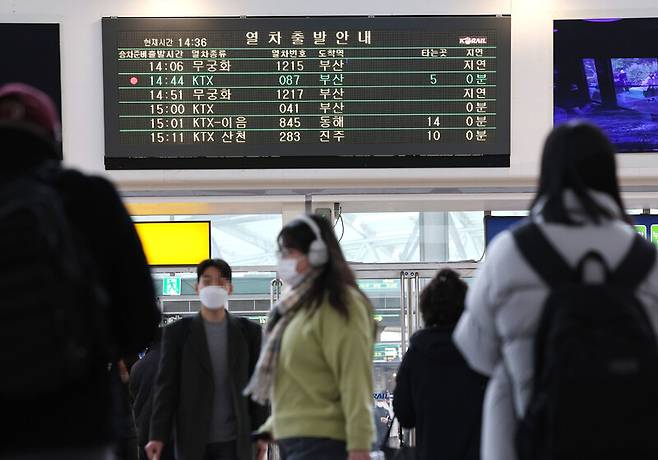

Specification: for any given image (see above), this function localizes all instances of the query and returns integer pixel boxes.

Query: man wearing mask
[146,259,267,460]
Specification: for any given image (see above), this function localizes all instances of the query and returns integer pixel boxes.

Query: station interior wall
[3,0,658,214]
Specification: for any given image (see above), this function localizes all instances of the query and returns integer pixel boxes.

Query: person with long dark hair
[393,269,487,460]
[453,122,658,460]
[244,215,375,460]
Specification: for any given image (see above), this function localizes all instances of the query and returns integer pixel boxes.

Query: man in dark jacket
[114,359,139,460]
[0,83,160,459]
[130,331,174,460]
[393,269,487,460]
[146,259,267,460]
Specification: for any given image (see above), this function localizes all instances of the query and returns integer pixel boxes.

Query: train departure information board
[102,16,510,169]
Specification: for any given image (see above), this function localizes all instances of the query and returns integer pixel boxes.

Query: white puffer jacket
[454,191,658,460]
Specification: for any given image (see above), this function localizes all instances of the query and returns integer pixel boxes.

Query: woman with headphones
[245,214,376,460]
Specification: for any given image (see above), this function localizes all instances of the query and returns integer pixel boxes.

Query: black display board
[0,23,61,119]
[102,16,510,169]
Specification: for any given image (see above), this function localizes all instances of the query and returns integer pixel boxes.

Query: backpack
[0,166,111,399]
[513,222,658,460]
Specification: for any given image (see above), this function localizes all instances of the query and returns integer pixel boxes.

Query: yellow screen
[134,221,211,266]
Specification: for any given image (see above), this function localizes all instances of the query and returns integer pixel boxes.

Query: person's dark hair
[196,258,232,282]
[530,121,628,225]
[420,269,467,327]
[278,214,371,319]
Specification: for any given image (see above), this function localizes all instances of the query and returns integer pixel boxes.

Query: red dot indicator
[129,76,139,85]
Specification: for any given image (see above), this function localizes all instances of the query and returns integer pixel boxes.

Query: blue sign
[632,215,658,247]
[485,214,658,248]
[484,215,523,247]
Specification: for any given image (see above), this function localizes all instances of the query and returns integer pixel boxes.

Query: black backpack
[513,222,658,460]
[0,167,111,399]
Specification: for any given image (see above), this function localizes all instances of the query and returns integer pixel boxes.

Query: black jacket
[2,133,160,452]
[131,343,162,452]
[393,326,487,460]
[150,313,268,460]
[131,343,174,460]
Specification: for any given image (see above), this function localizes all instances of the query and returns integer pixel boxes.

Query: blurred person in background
[394,269,487,460]
[130,330,174,460]
[0,83,159,460]
[115,359,139,460]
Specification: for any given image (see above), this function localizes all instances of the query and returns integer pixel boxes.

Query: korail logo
[459,36,488,45]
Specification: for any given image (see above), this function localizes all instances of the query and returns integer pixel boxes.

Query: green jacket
[261,287,375,451]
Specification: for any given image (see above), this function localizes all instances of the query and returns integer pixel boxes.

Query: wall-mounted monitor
[102,16,511,169]
[632,215,658,246]
[0,23,61,122]
[485,214,658,250]
[484,215,522,246]
[554,18,658,153]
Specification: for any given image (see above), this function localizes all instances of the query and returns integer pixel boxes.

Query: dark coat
[2,132,160,453]
[393,326,488,460]
[130,343,174,460]
[150,313,268,460]
[131,345,161,452]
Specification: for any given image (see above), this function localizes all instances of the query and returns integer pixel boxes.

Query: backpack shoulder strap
[613,233,657,290]
[513,221,573,287]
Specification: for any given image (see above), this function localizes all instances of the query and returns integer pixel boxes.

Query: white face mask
[277,257,306,287]
[199,286,229,310]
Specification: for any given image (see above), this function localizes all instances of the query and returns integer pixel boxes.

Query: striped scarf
[243,270,320,404]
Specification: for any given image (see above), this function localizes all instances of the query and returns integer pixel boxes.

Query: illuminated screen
[484,215,522,246]
[554,18,658,153]
[134,221,211,266]
[102,16,511,169]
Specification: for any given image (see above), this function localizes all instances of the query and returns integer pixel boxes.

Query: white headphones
[290,214,329,267]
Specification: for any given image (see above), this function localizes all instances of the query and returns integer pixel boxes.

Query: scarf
[243,270,320,404]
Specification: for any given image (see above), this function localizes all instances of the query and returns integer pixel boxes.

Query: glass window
[445,211,485,262]
[339,211,484,263]
[339,212,419,263]
[491,210,529,216]
[211,215,282,266]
